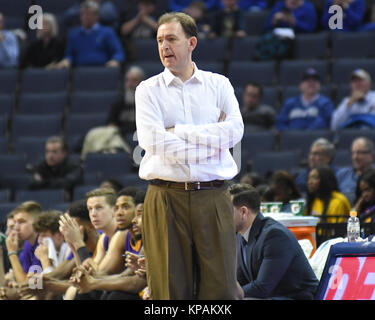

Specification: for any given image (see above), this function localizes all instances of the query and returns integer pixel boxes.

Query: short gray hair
[311,138,335,159]
[126,66,145,81]
[80,0,100,15]
[37,13,59,39]
[46,136,68,152]
[353,137,375,153]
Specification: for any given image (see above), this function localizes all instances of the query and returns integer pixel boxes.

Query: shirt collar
[163,62,203,86]
[241,224,251,243]
[81,23,100,33]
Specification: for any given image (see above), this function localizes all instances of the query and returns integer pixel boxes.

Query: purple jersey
[124,231,142,255]
[18,235,42,273]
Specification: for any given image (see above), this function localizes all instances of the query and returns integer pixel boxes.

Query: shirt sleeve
[331,97,351,130]
[0,31,19,67]
[173,76,244,150]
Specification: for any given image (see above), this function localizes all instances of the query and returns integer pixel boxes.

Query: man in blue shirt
[0,12,19,68]
[57,0,124,68]
[276,68,334,130]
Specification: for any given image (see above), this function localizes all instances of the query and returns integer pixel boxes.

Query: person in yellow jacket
[304,165,351,223]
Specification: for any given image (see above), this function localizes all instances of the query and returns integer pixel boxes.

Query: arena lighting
[315,241,375,300]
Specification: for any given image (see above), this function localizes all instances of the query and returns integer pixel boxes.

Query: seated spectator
[100,178,124,193]
[0,12,19,68]
[268,170,302,212]
[6,202,43,284]
[239,172,263,187]
[321,0,365,31]
[295,138,337,194]
[56,0,124,68]
[331,69,375,130]
[305,165,351,222]
[336,137,375,205]
[64,0,119,29]
[276,68,334,130]
[28,136,83,199]
[19,13,65,69]
[229,184,319,299]
[208,0,247,38]
[238,0,268,11]
[240,81,276,130]
[120,0,158,40]
[1,212,17,276]
[169,0,222,12]
[33,210,71,274]
[265,0,318,33]
[184,1,211,39]
[353,168,375,223]
[107,66,145,137]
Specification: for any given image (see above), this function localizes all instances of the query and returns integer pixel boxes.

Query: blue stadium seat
[227,61,275,87]
[13,137,46,165]
[5,16,25,29]
[15,189,66,210]
[70,91,119,114]
[18,92,67,115]
[0,154,27,175]
[336,129,375,150]
[279,60,329,86]
[0,0,30,17]
[133,38,159,62]
[195,62,223,74]
[0,202,21,225]
[332,150,351,168]
[252,151,300,179]
[281,85,332,102]
[193,38,228,62]
[0,69,18,94]
[73,185,97,201]
[34,0,80,14]
[293,32,328,59]
[331,58,375,85]
[118,173,148,190]
[279,130,333,160]
[331,32,375,59]
[12,114,62,139]
[54,202,70,213]
[244,10,269,35]
[231,36,258,61]
[0,137,8,154]
[0,189,10,202]
[84,152,133,177]
[21,68,69,93]
[0,94,13,116]
[72,67,121,91]
[335,84,351,105]
[0,115,7,135]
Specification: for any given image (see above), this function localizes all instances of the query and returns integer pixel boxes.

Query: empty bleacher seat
[0,94,14,116]
[0,115,7,136]
[227,61,275,87]
[2,174,30,191]
[0,202,21,225]
[18,92,67,115]
[336,129,375,150]
[34,0,80,14]
[15,189,66,209]
[84,152,133,177]
[278,60,329,86]
[12,114,62,139]
[244,10,269,36]
[73,185,97,201]
[331,32,375,59]
[0,137,8,154]
[21,68,69,93]
[72,67,121,91]
[331,58,375,85]
[13,137,46,165]
[0,69,18,94]
[70,91,119,114]
[133,38,159,62]
[195,62,223,74]
[0,0,30,17]
[231,36,258,61]
[293,32,329,59]
[0,189,10,202]
[118,173,148,190]
[0,154,27,175]
[193,38,228,62]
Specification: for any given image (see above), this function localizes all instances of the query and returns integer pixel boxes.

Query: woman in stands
[353,168,375,223]
[19,13,65,69]
[304,165,351,222]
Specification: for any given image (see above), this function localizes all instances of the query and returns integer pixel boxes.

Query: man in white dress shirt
[135,12,244,299]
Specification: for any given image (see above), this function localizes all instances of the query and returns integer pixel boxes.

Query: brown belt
[150,179,225,191]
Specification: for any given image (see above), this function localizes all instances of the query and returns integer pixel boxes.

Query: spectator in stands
[229,184,319,299]
[107,66,145,137]
[239,172,263,187]
[265,0,318,33]
[1,212,17,276]
[33,210,71,274]
[268,170,302,212]
[353,168,375,223]
[240,81,276,130]
[64,0,119,29]
[0,12,19,68]
[336,137,375,205]
[28,136,83,198]
[19,13,65,69]
[120,0,158,40]
[276,68,334,130]
[6,202,43,284]
[208,0,247,38]
[169,0,222,12]
[321,0,366,31]
[295,138,337,194]
[184,1,211,39]
[56,0,124,68]
[331,69,375,130]
[100,178,124,193]
[305,165,351,222]
[238,0,268,11]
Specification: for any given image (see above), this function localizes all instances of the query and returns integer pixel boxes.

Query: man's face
[359,180,375,204]
[308,145,331,168]
[80,7,98,29]
[232,202,245,233]
[38,230,64,251]
[300,77,320,96]
[114,196,136,230]
[14,212,35,242]
[242,85,260,110]
[131,203,143,239]
[157,21,196,76]
[125,71,142,91]
[45,142,67,167]
[351,140,374,173]
[6,217,15,237]
[222,0,237,9]
[286,0,302,10]
[350,77,371,94]
[87,196,114,230]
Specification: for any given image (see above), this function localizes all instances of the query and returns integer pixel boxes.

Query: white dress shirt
[135,63,244,182]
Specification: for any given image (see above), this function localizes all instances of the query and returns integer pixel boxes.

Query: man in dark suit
[230,184,319,299]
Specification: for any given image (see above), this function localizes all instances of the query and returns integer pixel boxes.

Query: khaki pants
[142,183,240,300]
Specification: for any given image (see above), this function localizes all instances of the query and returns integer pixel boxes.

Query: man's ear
[189,36,197,52]
[240,206,248,218]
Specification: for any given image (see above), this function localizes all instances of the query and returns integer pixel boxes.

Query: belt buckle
[185,182,188,191]
[184,182,200,190]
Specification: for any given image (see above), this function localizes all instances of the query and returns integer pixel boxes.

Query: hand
[218,111,226,122]
[34,243,50,266]
[348,90,366,106]
[105,60,120,68]
[34,173,42,182]
[70,266,96,294]
[124,251,143,272]
[6,231,19,253]
[272,12,285,25]
[0,285,20,300]
[59,213,85,250]
[56,59,71,69]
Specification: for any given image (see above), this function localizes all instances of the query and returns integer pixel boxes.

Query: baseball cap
[350,69,371,82]
[302,68,321,81]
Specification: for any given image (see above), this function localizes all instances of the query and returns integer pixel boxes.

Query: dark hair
[355,168,375,216]
[68,199,90,222]
[245,81,263,98]
[269,170,301,203]
[232,189,261,213]
[228,183,254,196]
[117,186,143,200]
[33,210,62,234]
[134,190,146,205]
[46,136,69,153]
[306,165,338,216]
[100,178,124,193]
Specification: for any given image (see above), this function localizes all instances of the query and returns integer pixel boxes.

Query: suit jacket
[237,213,319,299]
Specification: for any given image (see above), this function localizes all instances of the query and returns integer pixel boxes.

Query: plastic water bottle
[347,211,360,242]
